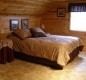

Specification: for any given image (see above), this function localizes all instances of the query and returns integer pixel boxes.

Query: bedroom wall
[41,1,86,51]
[0,15,41,33]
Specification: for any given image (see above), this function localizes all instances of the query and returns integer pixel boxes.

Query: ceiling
[0,0,82,15]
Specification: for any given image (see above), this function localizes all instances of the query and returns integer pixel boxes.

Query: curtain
[68,3,86,12]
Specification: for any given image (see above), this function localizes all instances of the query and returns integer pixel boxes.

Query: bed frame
[14,46,84,69]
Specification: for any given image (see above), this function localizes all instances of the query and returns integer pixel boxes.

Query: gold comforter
[10,34,83,67]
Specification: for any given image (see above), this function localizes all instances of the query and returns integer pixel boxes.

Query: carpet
[0,52,86,80]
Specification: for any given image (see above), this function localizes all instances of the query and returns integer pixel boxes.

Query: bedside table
[0,39,14,64]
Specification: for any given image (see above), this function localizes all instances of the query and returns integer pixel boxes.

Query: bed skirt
[14,46,84,69]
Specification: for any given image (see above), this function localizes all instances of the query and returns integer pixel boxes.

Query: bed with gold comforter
[10,34,83,68]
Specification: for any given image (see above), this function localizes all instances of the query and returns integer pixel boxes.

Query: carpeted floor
[0,52,86,80]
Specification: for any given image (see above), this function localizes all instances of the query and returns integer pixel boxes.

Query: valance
[68,3,86,12]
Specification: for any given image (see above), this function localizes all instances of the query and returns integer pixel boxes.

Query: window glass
[70,12,86,32]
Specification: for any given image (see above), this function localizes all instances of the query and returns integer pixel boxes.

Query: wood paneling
[0,0,79,15]
[0,0,86,51]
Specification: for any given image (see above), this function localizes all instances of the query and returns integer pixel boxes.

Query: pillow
[13,29,32,39]
[33,32,46,37]
[30,27,46,37]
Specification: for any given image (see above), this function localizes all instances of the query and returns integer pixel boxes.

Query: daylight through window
[70,12,86,32]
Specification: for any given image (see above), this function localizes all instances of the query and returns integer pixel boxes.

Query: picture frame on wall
[57,8,66,17]
[10,19,19,31]
[21,19,28,29]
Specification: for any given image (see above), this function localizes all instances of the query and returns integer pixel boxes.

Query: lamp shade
[0,27,4,34]
[41,24,45,29]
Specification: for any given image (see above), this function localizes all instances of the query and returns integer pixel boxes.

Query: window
[70,12,86,32]
[68,3,86,32]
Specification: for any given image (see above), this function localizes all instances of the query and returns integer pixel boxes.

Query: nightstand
[0,39,14,64]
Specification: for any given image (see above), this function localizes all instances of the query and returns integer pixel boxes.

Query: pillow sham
[30,27,46,37]
[13,29,32,39]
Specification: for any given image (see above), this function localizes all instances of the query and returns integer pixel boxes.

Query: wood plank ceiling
[0,0,74,15]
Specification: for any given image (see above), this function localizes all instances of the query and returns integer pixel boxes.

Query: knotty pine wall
[0,15,41,33]
[0,1,86,51]
[41,1,86,51]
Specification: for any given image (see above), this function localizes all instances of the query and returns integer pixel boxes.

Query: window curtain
[68,3,86,12]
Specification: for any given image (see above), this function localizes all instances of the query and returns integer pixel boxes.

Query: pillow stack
[13,27,46,39]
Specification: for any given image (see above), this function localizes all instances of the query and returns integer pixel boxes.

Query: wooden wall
[0,1,86,51]
[41,1,86,51]
[0,15,41,33]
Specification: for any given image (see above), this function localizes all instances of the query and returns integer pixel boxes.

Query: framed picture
[57,8,66,17]
[10,19,19,31]
[21,19,28,29]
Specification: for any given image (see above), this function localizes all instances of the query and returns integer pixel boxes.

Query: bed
[9,27,84,69]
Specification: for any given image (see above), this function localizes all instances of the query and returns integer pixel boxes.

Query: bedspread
[10,34,83,67]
